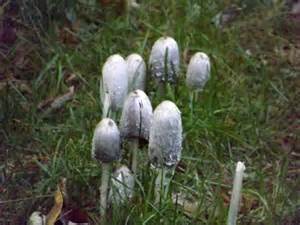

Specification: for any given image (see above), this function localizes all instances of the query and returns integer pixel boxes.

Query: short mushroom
[186,52,211,117]
[186,52,210,91]
[101,54,128,118]
[109,165,134,204]
[92,118,121,220]
[148,100,182,203]
[120,90,153,175]
[126,54,146,92]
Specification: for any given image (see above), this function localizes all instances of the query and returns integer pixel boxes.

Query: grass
[1,0,299,224]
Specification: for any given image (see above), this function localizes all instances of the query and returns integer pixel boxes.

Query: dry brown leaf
[46,184,64,225]
[38,86,75,114]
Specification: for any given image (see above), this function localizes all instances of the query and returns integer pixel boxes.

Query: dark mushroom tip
[92,118,121,163]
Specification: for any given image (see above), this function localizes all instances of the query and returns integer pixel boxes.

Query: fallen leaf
[46,184,64,225]
[38,86,75,114]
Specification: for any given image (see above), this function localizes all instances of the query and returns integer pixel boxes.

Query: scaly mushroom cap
[120,90,153,141]
[149,36,180,83]
[92,118,121,163]
[109,165,134,204]
[126,53,146,92]
[102,54,128,111]
[186,52,211,90]
[148,100,182,168]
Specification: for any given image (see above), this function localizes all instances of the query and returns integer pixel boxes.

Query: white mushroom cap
[148,100,182,168]
[149,36,180,83]
[109,165,134,204]
[186,52,211,90]
[120,90,153,141]
[92,118,121,163]
[126,54,146,92]
[102,54,128,111]
[28,211,46,225]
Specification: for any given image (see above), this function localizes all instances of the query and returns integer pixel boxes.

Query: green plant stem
[227,162,246,225]
[100,163,111,223]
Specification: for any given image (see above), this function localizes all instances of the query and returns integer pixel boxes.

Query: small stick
[227,162,246,225]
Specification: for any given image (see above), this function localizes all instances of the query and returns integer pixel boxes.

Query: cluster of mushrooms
[29,37,245,225]
[92,36,212,220]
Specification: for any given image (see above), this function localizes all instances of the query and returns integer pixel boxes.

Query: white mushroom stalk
[109,165,134,204]
[149,37,180,96]
[101,54,128,118]
[120,90,153,175]
[92,118,121,221]
[227,161,246,225]
[148,100,182,204]
[126,54,146,92]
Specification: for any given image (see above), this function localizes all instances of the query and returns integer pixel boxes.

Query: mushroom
[101,54,128,118]
[109,165,134,204]
[92,118,121,220]
[148,100,182,203]
[149,37,180,96]
[186,52,210,91]
[126,54,146,92]
[120,90,153,175]
[227,162,246,225]
[186,52,210,117]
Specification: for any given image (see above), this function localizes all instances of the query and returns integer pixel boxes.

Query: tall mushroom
[126,53,146,92]
[120,90,153,175]
[148,100,182,203]
[149,37,180,96]
[101,54,128,118]
[92,118,121,220]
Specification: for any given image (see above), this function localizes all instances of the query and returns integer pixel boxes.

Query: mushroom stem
[102,93,110,119]
[154,167,174,204]
[130,139,139,175]
[100,163,111,222]
[227,162,246,225]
